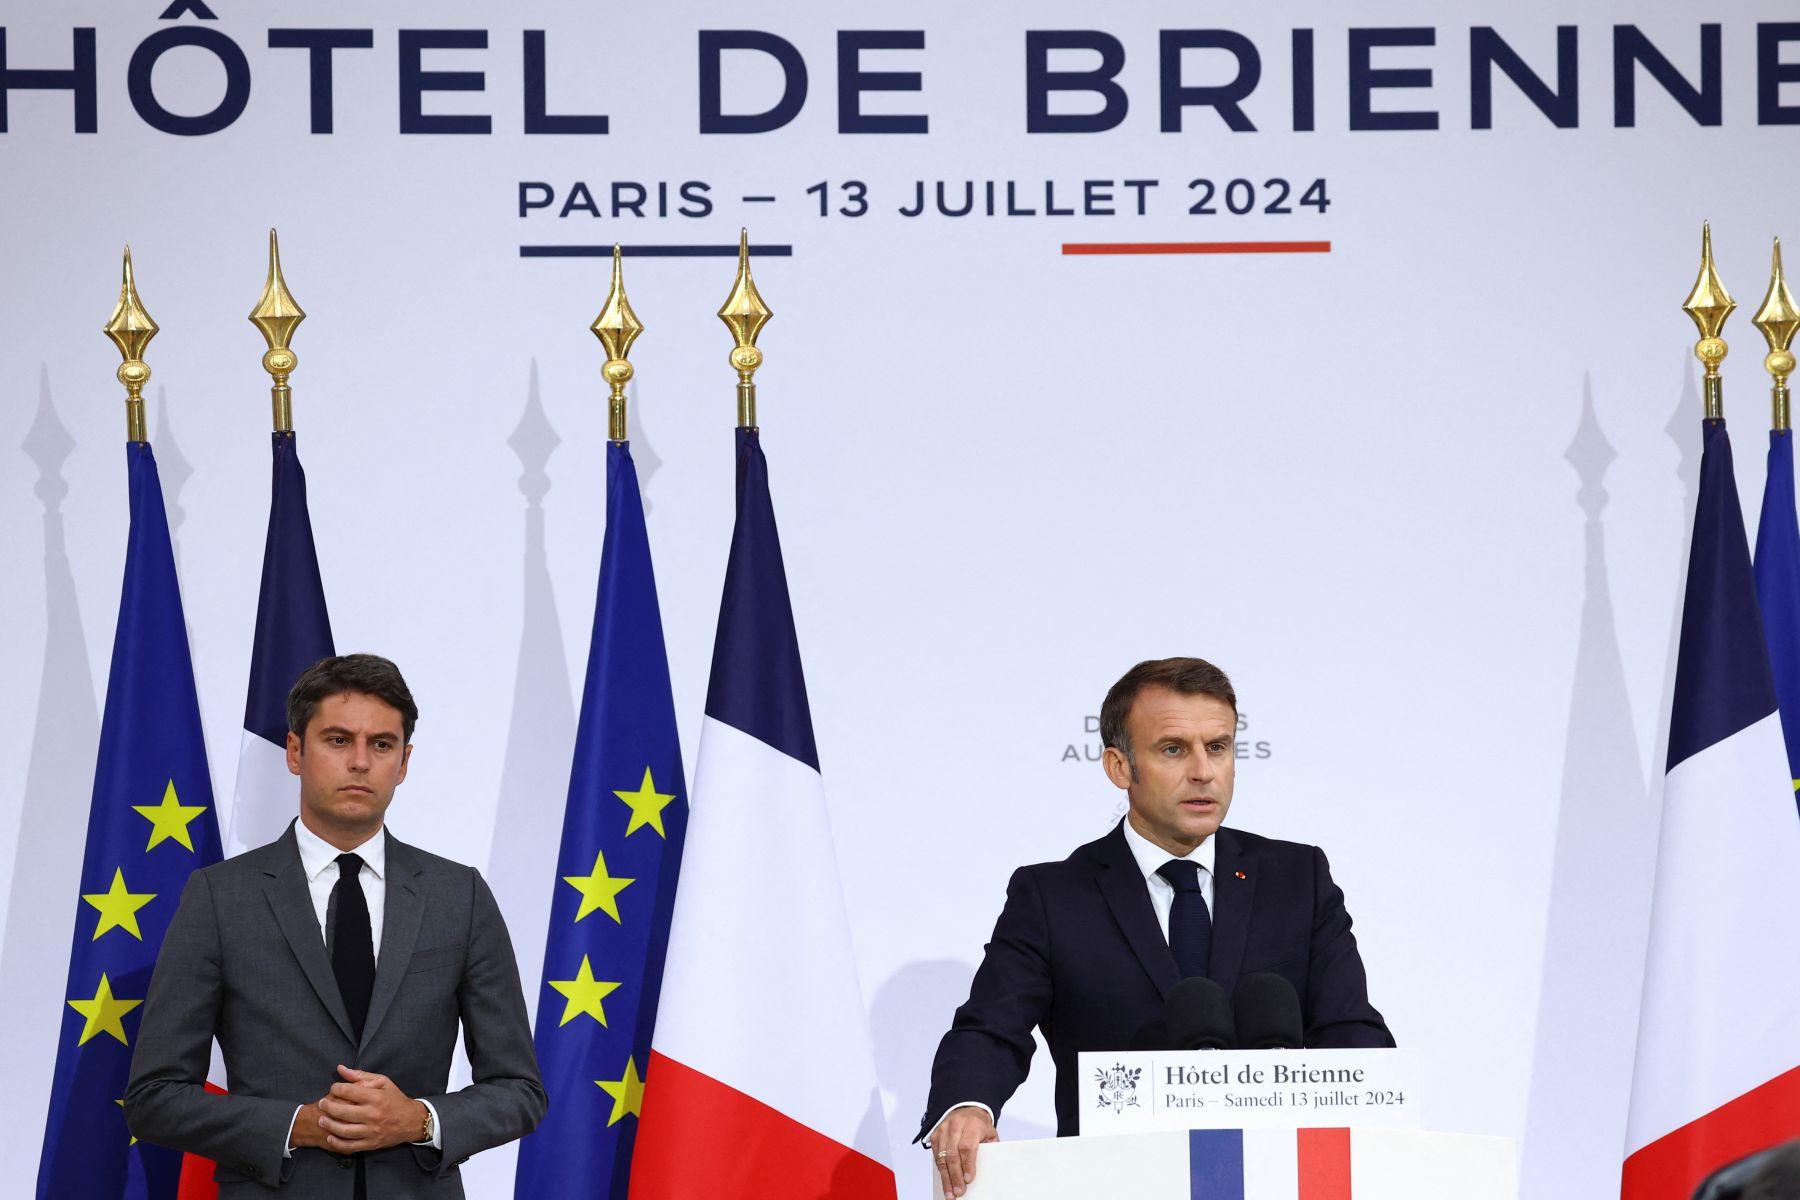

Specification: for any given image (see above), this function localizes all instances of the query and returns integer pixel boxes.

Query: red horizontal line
[1062,240,1332,255]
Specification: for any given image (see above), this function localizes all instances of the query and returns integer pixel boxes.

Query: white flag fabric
[630,429,896,1200]
[1622,418,1800,1199]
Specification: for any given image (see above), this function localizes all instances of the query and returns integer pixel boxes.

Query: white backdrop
[3,2,1797,1196]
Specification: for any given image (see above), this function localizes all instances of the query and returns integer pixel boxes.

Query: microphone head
[1232,972,1304,1050]
[1164,976,1236,1051]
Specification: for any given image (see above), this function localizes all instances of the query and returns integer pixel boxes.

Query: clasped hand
[290,1064,425,1154]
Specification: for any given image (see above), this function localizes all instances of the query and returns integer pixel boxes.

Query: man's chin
[304,801,385,838]
[1180,813,1224,840]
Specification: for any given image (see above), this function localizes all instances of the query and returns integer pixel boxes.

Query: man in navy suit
[921,657,1392,1199]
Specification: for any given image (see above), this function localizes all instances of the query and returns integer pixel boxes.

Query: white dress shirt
[284,821,440,1155]
[1118,815,1216,939]
[294,820,387,964]
[929,820,1217,1144]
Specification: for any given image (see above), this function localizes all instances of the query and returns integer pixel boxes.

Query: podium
[931,1127,1518,1199]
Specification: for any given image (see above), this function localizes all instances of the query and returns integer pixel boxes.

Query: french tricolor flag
[1623,418,1800,1197]
[1191,1129,1353,1199]
[225,431,333,858]
[629,429,896,1200]
[953,1128,1511,1199]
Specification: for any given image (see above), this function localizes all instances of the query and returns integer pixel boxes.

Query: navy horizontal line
[520,244,793,258]
[742,195,777,203]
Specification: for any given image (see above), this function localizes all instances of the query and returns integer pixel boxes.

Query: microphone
[1232,973,1304,1050]
[1164,977,1236,1050]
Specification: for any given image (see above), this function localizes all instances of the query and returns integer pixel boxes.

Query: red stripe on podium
[1622,1066,1800,1200]
[1297,1128,1352,1200]
[631,1051,896,1200]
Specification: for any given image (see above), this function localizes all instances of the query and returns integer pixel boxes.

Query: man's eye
[1161,744,1181,756]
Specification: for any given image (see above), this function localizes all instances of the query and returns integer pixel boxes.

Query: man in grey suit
[126,654,546,1196]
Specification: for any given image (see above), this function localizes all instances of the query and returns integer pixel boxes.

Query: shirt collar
[1120,814,1216,883]
[295,818,387,884]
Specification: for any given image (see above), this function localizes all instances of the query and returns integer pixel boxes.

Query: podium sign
[1077,1049,1420,1134]
[932,1128,1517,1200]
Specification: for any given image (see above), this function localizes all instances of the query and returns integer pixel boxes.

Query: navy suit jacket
[921,820,1392,1138]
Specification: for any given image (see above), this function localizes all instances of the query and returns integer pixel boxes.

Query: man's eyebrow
[313,724,404,741]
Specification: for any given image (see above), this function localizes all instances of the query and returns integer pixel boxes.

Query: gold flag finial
[591,244,644,443]
[1754,238,1800,432]
[1683,222,1736,421]
[104,246,159,442]
[717,229,772,428]
[248,228,306,431]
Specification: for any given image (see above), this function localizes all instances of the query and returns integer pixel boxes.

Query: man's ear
[1102,746,1133,791]
[286,731,303,776]
[395,744,411,786]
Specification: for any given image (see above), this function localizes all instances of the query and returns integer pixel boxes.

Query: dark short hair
[1742,1139,1800,1200]
[1100,657,1237,766]
[286,654,419,745]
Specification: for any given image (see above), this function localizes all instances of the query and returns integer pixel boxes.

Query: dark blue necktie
[330,853,374,1200]
[1157,859,1212,979]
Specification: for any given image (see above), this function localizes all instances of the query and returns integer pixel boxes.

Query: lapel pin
[1234,871,1247,880]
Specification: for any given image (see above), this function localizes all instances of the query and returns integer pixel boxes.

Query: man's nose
[347,739,372,770]
[1190,754,1215,782]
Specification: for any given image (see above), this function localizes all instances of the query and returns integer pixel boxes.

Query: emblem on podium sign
[1094,1063,1142,1113]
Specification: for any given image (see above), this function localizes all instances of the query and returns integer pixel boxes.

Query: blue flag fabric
[1753,427,1800,804]
[515,441,687,1200]
[228,431,334,858]
[37,442,223,1200]
[1669,421,1781,771]
[244,432,334,746]
[704,427,818,767]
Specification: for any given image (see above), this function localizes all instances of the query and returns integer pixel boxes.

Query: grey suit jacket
[125,823,546,1197]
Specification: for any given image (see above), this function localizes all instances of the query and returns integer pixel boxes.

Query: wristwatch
[419,1102,435,1145]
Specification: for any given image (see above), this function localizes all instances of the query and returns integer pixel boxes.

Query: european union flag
[515,440,688,1199]
[1754,427,1800,809]
[37,442,223,1199]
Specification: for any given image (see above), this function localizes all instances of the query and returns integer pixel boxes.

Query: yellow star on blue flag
[38,437,223,1198]
[615,766,678,837]
[516,437,688,1199]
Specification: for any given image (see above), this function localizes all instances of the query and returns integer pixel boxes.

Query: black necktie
[1157,859,1213,979]
[331,853,375,1041]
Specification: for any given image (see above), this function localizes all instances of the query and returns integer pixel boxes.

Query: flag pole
[717,228,772,429]
[592,243,643,444]
[103,246,158,443]
[1753,238,1798,432]
[249,228,306,432]
[1684,222,1737,421]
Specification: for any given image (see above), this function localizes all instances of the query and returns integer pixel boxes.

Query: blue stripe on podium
[1189,1128,1247,1199]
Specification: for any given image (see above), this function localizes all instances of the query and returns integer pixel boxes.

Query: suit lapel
[361,834,425,1051]
[261,824,357,1044]
[1208,829,1255,993]
[1093,822,1181,998]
